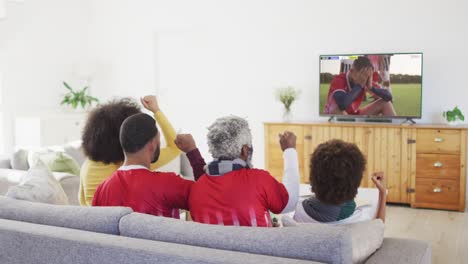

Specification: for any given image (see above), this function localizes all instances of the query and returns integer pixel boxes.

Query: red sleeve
[256,170,289,214]
[165,174,194,210]
[329,75,347,94]
[186,148,206,181]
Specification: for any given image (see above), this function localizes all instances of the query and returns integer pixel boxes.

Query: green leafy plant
[60,81,99,109]
[443,106,465,123]
[275,86,300,112]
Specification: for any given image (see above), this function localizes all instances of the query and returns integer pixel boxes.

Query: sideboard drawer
[416,129,461,154]
[415,178,459,205]
[416,154,460,180]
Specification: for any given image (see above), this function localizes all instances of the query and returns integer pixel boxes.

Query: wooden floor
[385,205,468,264]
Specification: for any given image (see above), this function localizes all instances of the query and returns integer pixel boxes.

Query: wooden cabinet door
[367,127,415,204]
[264,124,304,182]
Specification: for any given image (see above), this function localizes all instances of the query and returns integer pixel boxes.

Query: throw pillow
[10,149,30,170]
[28,150,80,176]
[6,161,69,205]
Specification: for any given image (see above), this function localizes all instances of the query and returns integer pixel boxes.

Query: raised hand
[140,95,160,113]
[371,171,386,193]
[279,131,297,151]
[174,134,197,153]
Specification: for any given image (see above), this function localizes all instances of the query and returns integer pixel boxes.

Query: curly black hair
[309,139,366,205]
[82,98,141,164]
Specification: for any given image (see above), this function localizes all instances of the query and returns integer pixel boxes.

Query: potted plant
[443,106,465,125]
[60,81,99,110]
[276,86,300,122]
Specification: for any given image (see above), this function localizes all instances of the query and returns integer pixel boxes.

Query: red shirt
[188,168,289,227]
[325,72,366,115]
[92,168,193,219]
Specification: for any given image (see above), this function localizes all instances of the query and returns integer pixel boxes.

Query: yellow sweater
[78,111,181,206]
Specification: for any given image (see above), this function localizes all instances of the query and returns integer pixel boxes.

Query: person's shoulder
[246,168,276,180]
[157,171,193,182]
[331,73,347,88]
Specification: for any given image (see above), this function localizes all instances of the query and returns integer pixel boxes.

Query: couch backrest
[119,213,353,264]
[0,196,132,235]
[0,218,319,264]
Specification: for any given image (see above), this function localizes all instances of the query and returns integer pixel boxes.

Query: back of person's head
[120,113,159,154]
[309,139,366,205]
[352,56,373,71]
[82,98,141,164]
[207,116,252,160]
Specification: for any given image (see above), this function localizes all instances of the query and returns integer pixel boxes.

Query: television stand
[328,116,356,122]
[364,118,392,123]
[402,118,416,124]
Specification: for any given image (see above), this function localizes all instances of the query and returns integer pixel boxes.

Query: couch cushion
[365,237,431,264]
[0,196,132,235]
[0,169,24,195]
[10,149,29,170]
[120,213,353,264]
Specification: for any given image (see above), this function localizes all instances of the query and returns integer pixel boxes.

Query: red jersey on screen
[324,72,366,115]
[188,168,289,227]
[92,167,193,219]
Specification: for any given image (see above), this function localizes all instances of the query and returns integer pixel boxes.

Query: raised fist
[140,95,160,113]
[174,134,197,153]
[279,131,296,151]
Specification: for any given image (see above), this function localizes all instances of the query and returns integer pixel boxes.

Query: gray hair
[207,116,252,160]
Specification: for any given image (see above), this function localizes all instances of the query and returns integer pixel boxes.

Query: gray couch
[0,196,431,264]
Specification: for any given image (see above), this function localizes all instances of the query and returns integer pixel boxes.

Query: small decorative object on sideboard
[443,106,464,125]
[60,81,99,110]
[275,86,300,122]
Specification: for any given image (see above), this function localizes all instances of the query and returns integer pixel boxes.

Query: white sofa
[0,145,192,205]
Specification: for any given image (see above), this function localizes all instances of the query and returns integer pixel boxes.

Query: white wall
[0,0,91,153]
[88,0,468,169]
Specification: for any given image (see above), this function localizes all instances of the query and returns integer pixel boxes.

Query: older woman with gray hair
[176,116,299,227]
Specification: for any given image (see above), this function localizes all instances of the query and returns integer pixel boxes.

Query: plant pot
[447,120,462,126]
[283,109,292,123]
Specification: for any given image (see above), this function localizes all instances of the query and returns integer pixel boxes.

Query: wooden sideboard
[264,122,467,211]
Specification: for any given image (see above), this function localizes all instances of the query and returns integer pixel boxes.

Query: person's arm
[140,96,182,170]
[175,134,207,181]
[369,87,393,102]
[332,84,363,111]
[279,131,300,214]
[372,172,387,223]
[186,149,206,181]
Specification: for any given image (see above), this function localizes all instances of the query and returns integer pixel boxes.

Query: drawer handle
[433,187,442,193]
[434,137,444,143]
[433,161,443,168]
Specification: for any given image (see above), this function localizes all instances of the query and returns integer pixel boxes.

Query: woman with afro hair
[78,95,181,206]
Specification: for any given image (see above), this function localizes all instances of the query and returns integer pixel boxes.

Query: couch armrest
[0,156,12,169]
[365,237,431,264]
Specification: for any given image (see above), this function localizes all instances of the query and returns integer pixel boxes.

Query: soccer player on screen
[324,56,396,116]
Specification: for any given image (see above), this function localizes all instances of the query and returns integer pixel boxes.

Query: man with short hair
[183,116,300,227]
[92,113,193,219]
[324,56,396,116]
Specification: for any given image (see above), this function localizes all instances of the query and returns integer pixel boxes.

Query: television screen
[319,53,422,119]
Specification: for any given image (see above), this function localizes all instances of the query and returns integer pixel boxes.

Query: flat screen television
[319,53,423,120]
